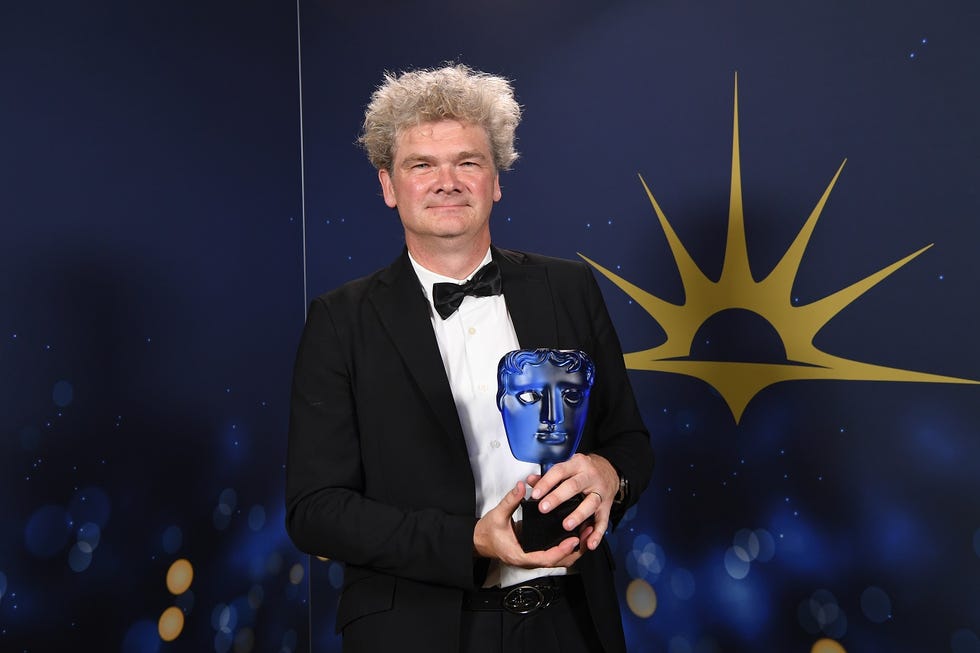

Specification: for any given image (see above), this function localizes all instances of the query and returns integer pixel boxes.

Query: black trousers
[459,576,606,653]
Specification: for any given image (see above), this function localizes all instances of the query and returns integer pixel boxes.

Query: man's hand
[526,453,619,551]
[473,482,593,568]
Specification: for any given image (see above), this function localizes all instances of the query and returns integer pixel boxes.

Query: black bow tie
[431,261,503,319]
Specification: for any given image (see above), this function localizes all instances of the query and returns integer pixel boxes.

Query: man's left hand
[526,453,619,551]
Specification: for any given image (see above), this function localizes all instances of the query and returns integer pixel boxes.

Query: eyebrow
[456,150,489,162]
[399,151,490,166]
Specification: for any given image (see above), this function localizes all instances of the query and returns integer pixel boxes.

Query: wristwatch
[614,475,629,505]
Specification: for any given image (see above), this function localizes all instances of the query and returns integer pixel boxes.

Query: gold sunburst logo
[580,77,978,422]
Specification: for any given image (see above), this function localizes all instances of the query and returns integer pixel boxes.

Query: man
[286,64,654,653]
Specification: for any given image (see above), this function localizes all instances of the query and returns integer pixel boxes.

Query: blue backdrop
[2,1,979,652]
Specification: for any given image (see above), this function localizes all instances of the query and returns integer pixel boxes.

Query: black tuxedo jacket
[286,246,654,653]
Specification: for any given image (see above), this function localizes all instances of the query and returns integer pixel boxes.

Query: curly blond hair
[359,64,522,172]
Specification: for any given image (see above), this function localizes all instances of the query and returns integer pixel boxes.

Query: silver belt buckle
[503,585,546,614]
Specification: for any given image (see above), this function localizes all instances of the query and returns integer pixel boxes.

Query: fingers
[473,483,525,559]
[586,508,609,551]
[562,490,603,531]
[475,481,590,568]
[520,536,583,568]
[476,456,619,567]
[529,455,587,506]
[531,454,605,512]
[498,481,526,514]
[525,453,620,551]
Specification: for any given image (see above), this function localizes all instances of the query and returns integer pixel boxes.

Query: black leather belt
[462,575,574,615]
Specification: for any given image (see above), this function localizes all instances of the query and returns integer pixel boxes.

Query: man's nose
[435,165,460,192]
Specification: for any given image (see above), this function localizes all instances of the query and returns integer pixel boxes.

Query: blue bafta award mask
[496,349,595,473]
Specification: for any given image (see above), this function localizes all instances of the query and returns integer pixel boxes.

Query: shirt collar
[408,248,494,303]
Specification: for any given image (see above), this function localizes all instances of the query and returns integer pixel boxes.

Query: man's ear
[379,168,397,208]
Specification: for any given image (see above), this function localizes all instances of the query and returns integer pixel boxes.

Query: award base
[518,495,590,552]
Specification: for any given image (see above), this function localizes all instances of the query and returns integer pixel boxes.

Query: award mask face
[496,349,595,473]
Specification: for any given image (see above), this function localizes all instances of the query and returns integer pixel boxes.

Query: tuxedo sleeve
[285,297,479,590]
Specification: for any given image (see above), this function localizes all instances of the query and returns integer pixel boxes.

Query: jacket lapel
[369,251,465,444]
[493,246,559,349]
[367,247,559,443]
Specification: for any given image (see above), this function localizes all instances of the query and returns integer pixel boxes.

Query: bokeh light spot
[860,586,891,623]
[215,629,233,653]
[25,504,72,558]
[289,562,305,585]
[212,603,238,632]
[799,590,848,638]
[167,559,194,595]
[158,606,185,642]
[122,619,161,653]
[53,380,74,407]
[626,535,665,580]
[214,489,237,530]
[162,526,183,554]
[811,638,846,653]
[733,528,760,562]
[723,547,751,579]
[753,528,776,562]
[219,488,237,513]
[235,626,255,653]
[77,522,101,549]
[625,578,657,618]
[68,542,93,572]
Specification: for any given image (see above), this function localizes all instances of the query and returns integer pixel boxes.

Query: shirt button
[468,326,476,335]
[491,440,501,449]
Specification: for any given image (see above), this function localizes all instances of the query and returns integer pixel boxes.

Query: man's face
[499,365,590,470]
[378,119,501,255]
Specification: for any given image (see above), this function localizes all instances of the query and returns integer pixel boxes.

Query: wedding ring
[590,491,602,502]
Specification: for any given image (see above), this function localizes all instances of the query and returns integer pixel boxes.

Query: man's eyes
[405,161,478,170]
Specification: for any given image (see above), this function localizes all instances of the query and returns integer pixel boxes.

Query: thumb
[496,482,526,516]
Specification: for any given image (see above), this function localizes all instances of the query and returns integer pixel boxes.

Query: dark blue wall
[2,2,308,652]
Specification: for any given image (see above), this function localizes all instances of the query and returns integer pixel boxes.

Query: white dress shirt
[408,249,567,588]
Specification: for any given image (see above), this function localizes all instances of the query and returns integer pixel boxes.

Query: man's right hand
[472,482,592,568]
